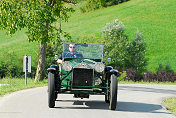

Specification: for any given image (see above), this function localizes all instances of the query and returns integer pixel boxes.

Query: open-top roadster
[47,42,120,110]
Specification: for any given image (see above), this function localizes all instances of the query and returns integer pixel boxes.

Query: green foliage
[103,19,147,77]
[80,0,105,13]
[0,52,19,78]
[61,0,176,72]
[103,19,129,67]
[80,0,129,12]
[0,0,75,44]
[118,71,127,81]
[157,63,173,73]
[125,31,147,76]
[0,0,76,80]
[105,0,129,6]
[44,43,58,77]
[0,52,37,78]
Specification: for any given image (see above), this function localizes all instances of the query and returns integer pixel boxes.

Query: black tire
[48,71,55,108]
[105,91,110,103]
[109,74,118,110]
[55,93,58,100]
[54,75,59,100]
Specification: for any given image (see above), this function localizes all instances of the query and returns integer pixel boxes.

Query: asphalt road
[0,84,176,118]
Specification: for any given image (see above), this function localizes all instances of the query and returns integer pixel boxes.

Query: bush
[124,68,138,81]
[143,71,156,82]
[157,70,169,82]
[0,52,37,78]
[80,0,105,13]
[0,52,18,78]
[155,64,176,82]
[103,19,147,78]
[103,19,129,67]
[80,0,130,12]
[125,31,147,77]
[142,64,176,82]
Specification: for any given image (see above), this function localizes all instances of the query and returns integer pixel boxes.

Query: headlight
[62,61,72,71]
[94,62,105,72]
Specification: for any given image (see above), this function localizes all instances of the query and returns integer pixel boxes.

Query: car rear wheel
[109,74,118,110]
[48,71,55,108]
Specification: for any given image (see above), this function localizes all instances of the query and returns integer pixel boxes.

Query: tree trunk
[35,43,47,82]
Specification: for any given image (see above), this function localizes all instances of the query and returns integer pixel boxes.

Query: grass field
[0,78,47,97]
[62,0,176,72]
[164,97,176,115]
[0,0,176,73]
[0,30,39,68]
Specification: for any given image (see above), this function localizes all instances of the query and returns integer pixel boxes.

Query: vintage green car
[47,42,120,110]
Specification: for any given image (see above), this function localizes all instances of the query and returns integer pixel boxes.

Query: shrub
[156,70,176,82]
[80,0,105,13]
[0,52,37,78]
[118,70,127,81]
[124,68,139,81]
[0,63,6,78]
[103,19,147,78]
[155,64,176,82]
[167,72,176,82]
[103,19,129,67]
[143,71,156,82]
[157,63,173,73]
[0,52,18,78]
[125,30,147,77]
[80,0,130,12]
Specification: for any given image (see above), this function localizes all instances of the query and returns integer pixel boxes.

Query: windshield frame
[62,42,104,61]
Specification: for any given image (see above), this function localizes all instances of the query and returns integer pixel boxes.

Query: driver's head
[69,43,76,52]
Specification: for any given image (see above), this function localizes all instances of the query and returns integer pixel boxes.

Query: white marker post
[23,55,31,85]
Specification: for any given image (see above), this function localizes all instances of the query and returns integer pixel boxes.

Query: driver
[57,43,83,64]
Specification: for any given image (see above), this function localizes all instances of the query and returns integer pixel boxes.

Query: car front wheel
[109,74,118,110]
[48,71,55,108]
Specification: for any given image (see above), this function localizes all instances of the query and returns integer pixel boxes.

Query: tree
[0,0,76,81]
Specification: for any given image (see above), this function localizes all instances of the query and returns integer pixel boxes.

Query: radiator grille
[72,68,93,88]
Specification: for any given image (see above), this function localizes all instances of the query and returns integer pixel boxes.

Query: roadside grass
[164,97,176,115]
[0,78,47,97]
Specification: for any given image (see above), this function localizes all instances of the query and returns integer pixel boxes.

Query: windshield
[62,43,104,60]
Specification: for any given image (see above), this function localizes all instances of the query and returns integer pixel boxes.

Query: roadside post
[23,55,31,85]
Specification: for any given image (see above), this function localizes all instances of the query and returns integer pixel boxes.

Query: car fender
[105,66,113,73]
[50,65,58,70]
[110,69,120,77]
[47,68,56,72]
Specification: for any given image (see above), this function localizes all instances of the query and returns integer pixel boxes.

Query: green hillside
[0,0,176,72]
[62,0,176,72]
[0,30,39,68]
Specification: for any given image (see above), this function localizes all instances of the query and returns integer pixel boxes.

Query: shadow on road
[55,100,170,114]
[55,100,109,110]
[117,102,170,114]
